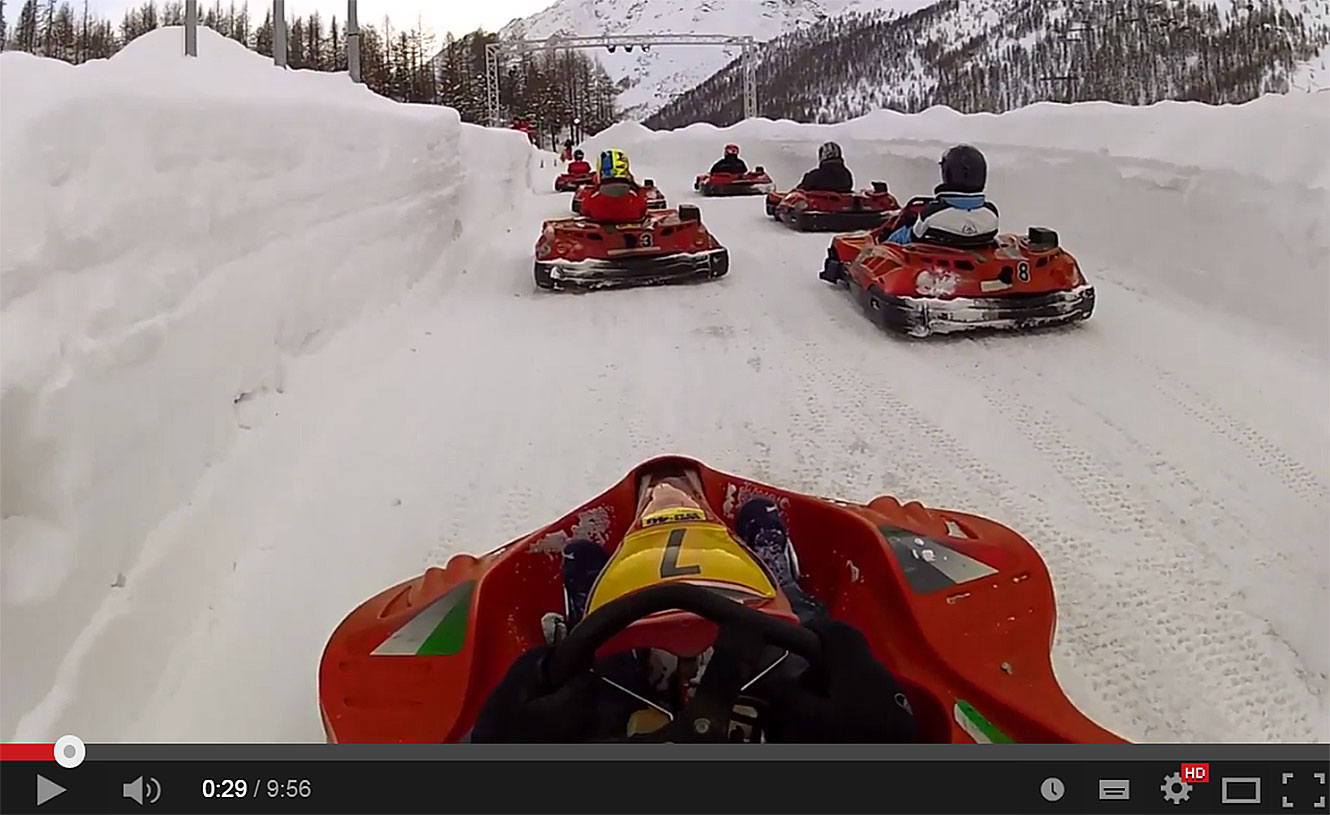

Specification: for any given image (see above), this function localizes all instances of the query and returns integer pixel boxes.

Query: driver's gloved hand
[470,644,599,742]
[764,618,918,743]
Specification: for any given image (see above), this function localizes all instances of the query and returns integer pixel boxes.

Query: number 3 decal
[660,528,702,578]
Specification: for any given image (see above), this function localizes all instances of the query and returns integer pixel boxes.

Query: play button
[36,774,66,806]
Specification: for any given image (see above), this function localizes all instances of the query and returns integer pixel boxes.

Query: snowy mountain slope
[498,0,939,117]
[2,35,1327,744]
[1291,41,1330,89]
[649,0,1330,126]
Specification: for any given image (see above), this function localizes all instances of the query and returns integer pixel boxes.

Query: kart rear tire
[709,251,730,278]
[534,263,555,290]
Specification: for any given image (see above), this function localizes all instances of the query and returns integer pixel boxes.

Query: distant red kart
[694,167,775,197]
[319,455,1126,744]
[820,197,1096,336]
[643,178,667,210]
[766,184,899,232]
[554,172,596,193]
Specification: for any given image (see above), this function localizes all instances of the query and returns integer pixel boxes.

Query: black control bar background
[4,759,1327,815]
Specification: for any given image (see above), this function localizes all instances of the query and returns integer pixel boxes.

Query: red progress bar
[0,743,54,761]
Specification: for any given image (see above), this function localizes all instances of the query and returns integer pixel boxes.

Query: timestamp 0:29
[201,778,312,799]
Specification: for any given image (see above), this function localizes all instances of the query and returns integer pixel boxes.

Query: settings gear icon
[1161,772,1193,804]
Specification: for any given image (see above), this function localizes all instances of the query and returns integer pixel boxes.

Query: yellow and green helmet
[599,149,632,181]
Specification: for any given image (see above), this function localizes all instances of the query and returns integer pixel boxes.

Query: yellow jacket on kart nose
[586,519,777,614]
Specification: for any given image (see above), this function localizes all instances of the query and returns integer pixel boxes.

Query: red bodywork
[532,203,729,290]
[829,230,1088,299]
[766,187,900,231]
[643,180,667,210]
[694,170,775,196]
[554,170,596,193]
[572,178,664,215]
[580,183,650,223]
[509,120,539,146]
[766,187,899,216]
[535,207,721,265]
[320,455,1126,744]
[571,182,592,213]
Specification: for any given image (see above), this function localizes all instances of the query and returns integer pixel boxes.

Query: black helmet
[564,138,573,148]
[818,141,842,162]
[939,144,987,193]
[573,149,584,160]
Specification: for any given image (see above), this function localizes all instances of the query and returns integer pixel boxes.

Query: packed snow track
[2,30,1326,744]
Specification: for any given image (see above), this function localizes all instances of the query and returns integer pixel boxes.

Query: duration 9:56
[201,778,313,798]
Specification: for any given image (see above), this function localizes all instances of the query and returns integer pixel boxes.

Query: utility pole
[274,0,287,68]
[184,0,197,56]
[346,0,360,82]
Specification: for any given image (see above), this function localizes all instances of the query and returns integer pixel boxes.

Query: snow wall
[0,28,544,738]
[588,93,1330,362]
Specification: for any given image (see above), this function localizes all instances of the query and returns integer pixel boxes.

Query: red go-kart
[694,167,775,197]
[554,171,596,193]
[820,197,1096,337]
[765,183,900,232]
[532,203,728,291]
[644,179,667,210]
[319,455,1126,744]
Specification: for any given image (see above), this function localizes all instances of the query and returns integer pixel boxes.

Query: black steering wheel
[544,583,822,742]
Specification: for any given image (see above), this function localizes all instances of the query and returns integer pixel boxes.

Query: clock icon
[1041,777,1066,802]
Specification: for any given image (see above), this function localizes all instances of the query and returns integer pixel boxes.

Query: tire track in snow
[1145,372,1329,509]
[670,187,1320,741]
[953,337,1324,741]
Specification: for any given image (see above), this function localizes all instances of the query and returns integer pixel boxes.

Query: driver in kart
[581,150,650,224]
[470,487,918,743]
[882,144,999,246]
[796,142,854,193]
[709,143,749,176]
[567,149,592,176]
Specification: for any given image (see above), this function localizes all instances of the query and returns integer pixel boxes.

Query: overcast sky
[87,1,556,38]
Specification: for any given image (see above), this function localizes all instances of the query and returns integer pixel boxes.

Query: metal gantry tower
[484,33,760,128]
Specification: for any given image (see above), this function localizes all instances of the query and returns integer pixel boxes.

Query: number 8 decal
[1017,261,1030,282]
[660,528,701,578]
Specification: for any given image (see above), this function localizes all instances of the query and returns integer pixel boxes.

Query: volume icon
[123,776,161,805]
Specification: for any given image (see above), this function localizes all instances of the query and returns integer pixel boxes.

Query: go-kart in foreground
[533,203,728,291]
[542,151,727,291]
[319,456,1126,743]
[820,197,1096,337]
